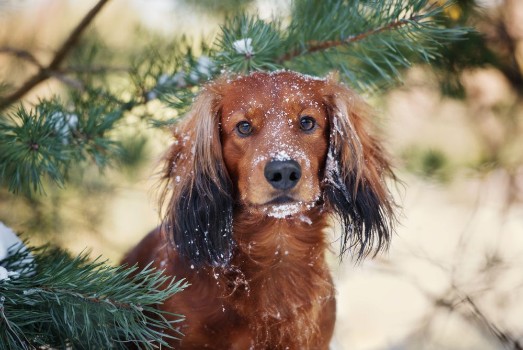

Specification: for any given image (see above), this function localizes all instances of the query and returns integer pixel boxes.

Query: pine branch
[214,0,465,91]
[0,0,111,110]
[277,15,425,63]
[0,245,188,349]
[0,94,125,194]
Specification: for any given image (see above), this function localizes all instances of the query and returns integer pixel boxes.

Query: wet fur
[122,71,395,349]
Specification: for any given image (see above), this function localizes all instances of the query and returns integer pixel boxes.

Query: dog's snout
[264,160,302,190]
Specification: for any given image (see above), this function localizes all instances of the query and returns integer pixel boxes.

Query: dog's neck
[232,208,330,269]
[228,207,332,295]
[216,208,334,344]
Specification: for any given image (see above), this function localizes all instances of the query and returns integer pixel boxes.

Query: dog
[122,71,396,349]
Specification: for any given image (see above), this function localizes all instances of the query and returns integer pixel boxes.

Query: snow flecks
[253,146,311,172]
[258,105,314,170]
[264,201,316,219]
[332,115,344,136]
[158,72,187,89]
[233,38,254,56]
[325,147,340,186]
[271,150,291,161]
[299,215,313,225]
[0,222,34,280]
[265,203,302,218]
[0,266,19,281]
[189,56,214,82]
[324,146,352,200]
[265,69,326,82]
[154,56,214,95]
[253,154,267,167]
[50,112,79,144]
[277,147,310,168]
[22,288,40,295]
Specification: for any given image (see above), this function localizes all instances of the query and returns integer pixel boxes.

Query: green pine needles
[217,0,465,89]
[0,95,124,194]
[0,245,188,349]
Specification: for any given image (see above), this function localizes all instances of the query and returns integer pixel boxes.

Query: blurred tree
[432,0,523,205]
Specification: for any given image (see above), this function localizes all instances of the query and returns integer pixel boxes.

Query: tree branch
[0,47,44,69]
[433,289,523,350]
[277,16,420,63]
[0,0,111,110]
[462,295,523,350]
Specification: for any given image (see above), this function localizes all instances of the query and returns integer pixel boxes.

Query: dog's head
[219,72,330,218]
[162,71,395,266]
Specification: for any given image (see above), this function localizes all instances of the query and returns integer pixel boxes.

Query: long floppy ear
[322,80,396,260]
[160,87,234,267]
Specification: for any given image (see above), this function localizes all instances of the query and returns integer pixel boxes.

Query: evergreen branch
[0,245,188,349]
[215,15,284,72]
[129,40,220,125]
[46,0,110,72]
[287,0,464,91]
[0,46,126,94]
[277,15,423,63]
[0,94,125,194]
[213,0,465,91]
[0,0,111,110]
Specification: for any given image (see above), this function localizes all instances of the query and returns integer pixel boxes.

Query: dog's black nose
[264,160,302,190]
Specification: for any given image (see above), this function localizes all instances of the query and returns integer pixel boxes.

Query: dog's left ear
[322,80,396,259]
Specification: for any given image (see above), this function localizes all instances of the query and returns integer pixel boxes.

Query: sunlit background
[1,0,522,349]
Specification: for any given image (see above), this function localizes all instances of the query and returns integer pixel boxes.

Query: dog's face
[162,71,395,266]
[219,72,329,217]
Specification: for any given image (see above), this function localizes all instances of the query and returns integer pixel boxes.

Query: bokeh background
[1,0,522,349]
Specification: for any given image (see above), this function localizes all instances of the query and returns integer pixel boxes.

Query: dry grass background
[1,1,522,349]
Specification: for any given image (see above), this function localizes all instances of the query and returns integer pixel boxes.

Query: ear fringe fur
[322,80,396,260]
[160,87,235,267]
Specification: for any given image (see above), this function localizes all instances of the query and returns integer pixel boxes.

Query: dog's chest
[218,261,335,349]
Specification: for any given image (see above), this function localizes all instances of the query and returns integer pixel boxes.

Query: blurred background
[1,0,522,349]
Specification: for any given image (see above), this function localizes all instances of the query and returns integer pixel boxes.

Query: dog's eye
[299,116,316,132]
[236,121,253,136]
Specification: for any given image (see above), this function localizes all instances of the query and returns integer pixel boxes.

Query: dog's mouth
[256,195,319,219]
[266,195,295,205]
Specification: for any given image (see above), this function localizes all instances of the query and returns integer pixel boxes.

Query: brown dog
[123,71,395,349]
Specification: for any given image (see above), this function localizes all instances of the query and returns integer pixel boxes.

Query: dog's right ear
[160,87,235,267]
[321,79,396,260]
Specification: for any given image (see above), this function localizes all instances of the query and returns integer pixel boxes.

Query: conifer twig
[277,15,422,63]
[0,246,188,349]
[0,0,111,110]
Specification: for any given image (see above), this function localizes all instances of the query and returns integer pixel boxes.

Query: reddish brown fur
[122,71,395,349]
